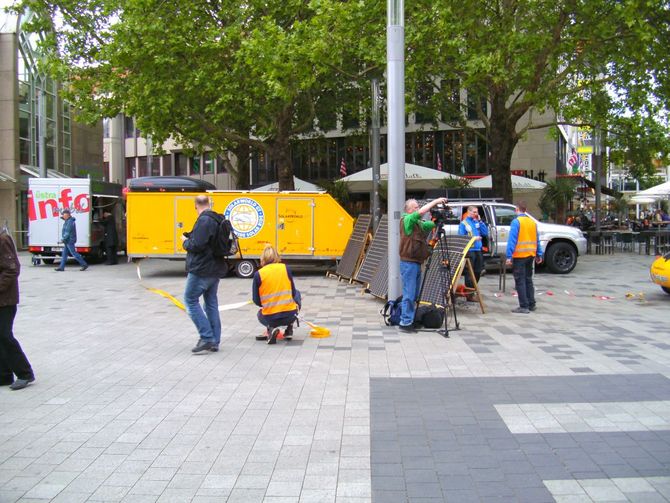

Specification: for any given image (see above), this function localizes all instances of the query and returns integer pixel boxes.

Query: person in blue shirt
[505,201,543,313]
[458,206,488,298]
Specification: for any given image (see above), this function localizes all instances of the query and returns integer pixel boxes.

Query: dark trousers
[257,310,298,330]
[512,256,536,309]
[105,244,118,264]
[464,250,484,289]
[0,305,34,384]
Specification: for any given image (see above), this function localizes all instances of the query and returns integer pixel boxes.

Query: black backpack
[207,212,240,258]
[381,296,403,326]
[415,304,444,329]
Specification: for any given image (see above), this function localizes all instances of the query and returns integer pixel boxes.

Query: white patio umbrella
[635,180,670,197]
[339,162,462,193]
[252,176,323,192]
[469,174,547,190]
[628,195,661,205]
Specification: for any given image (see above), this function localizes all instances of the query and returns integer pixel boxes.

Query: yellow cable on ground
[136,262,186,311]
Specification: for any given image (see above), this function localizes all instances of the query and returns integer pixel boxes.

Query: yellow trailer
[126,177,353,277]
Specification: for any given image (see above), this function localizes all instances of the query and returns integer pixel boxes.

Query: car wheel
[545,242,577,274]
[235,259,257,278]
[662,286,670,295]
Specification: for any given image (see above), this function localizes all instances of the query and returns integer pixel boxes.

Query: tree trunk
[272,106,296,191]
[488,94,522,203]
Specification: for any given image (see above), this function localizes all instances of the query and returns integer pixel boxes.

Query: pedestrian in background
[506,201,543,314]
[181,195,224,354]
[458,205,488,300]
[0,227,35,391]
[101,210,119,265]
[54,209,88,271]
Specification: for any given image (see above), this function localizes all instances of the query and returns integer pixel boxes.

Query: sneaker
[511,307,530,314]
[528,305,536,312]
[283,325,293,340]
[9,377,35,391]
[80,265,89,271]
[209,345,219,352]
[191,339,215,353]
[256,329,269,341]
[54,268,64,271]
[267,328,280,345]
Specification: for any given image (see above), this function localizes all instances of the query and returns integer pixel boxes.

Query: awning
[0,171,17,183]
[20,165,72,178]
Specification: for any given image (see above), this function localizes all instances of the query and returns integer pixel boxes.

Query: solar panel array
[418,235,472,307]
[355,215,388,286]
[335,214,372,280]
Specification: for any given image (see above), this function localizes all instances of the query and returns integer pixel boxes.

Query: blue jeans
[57,242,87,269]
[399,260,422,326]
[184,273,221,344]
[512,256,535,309]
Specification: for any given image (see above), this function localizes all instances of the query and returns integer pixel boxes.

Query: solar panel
[335,214,372,280]
[418,235,474,307]
[355,215,388,286]
[368,251,389,299]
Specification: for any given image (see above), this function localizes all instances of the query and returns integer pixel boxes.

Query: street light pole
[370,78,381,230]
[386,0,405,299]
[594,126,602,232]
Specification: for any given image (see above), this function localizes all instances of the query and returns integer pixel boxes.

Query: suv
[440,200,587,274]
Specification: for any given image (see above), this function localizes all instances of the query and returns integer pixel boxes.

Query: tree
[15,0,385,189]
[539,177,578,224]
[407,0,670,202]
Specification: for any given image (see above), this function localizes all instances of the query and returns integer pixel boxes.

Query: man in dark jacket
[54,209,88,271]
[0,227,35,390]
[101,210,119,265]
[181,195,224,353]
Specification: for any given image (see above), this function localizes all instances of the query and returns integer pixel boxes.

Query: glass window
[216,156,227,174]
[175,153,187,175]
[124,116,135,138]
[19,110,30,140]
[204,152,214,174]
[161,155,172,175]
[137,156,148,177]
[126,158,136,179]
[494,206,517,226]
[191,156,200,175]
[19,139,30,165]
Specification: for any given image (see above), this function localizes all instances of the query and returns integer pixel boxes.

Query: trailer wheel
[42,258,55,265]
[235,260,257,278]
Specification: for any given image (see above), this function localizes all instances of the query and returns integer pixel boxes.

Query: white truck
[27,178,126,265]
[441,200,588,274]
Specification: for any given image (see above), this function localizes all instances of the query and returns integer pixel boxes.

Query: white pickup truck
[440,200,587,274]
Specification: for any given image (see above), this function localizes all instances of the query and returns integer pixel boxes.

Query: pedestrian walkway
[0,253,668,502]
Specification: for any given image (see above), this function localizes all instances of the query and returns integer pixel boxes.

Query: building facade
[0,10,103,247]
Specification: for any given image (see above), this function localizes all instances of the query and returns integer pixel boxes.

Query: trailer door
[174,196,199,255]
[277,198,314,256]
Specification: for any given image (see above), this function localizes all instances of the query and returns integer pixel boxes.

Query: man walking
[458,206,488,299]
[182,195,224,353]
[399,197,448,331]
[54,209,88,271]
[0,227,35,390]
[506,201,543,314]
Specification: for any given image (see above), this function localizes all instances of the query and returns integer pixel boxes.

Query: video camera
[429,202,451,227]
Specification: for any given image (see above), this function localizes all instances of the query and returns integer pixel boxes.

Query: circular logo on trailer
[224,198,265,238]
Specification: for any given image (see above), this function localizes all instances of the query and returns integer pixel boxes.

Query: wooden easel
[450,258,486,314]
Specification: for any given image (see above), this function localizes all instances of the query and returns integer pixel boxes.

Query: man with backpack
[181,195,227,353]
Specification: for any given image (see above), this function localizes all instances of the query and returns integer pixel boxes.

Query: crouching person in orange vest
[505,201,543,314]
[252,245,301,345]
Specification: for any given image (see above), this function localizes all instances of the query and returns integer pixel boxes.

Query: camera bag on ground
[415,304,444,329]
[381,296,403,326]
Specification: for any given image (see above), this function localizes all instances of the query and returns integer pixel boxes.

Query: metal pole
[147,135,153,176]
[370,78,381,229]
[38,86,47,178]
[594,127,602,232]
[386,0,405,299]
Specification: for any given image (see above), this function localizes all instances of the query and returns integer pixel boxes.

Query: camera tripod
[415,224,460,337]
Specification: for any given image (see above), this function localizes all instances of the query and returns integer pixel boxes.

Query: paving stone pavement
[0,252,668,502]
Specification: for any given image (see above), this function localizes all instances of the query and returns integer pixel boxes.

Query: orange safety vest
[258,263,298,316]
[512,215,538,258]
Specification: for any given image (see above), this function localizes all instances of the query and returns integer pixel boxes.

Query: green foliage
[440,177,471,189]
[539,177,577,223]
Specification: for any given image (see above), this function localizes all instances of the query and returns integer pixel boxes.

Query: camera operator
[458,206,488,300]
[398,197,448,332]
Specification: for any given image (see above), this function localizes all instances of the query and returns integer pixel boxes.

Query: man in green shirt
[398,197,448,331]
